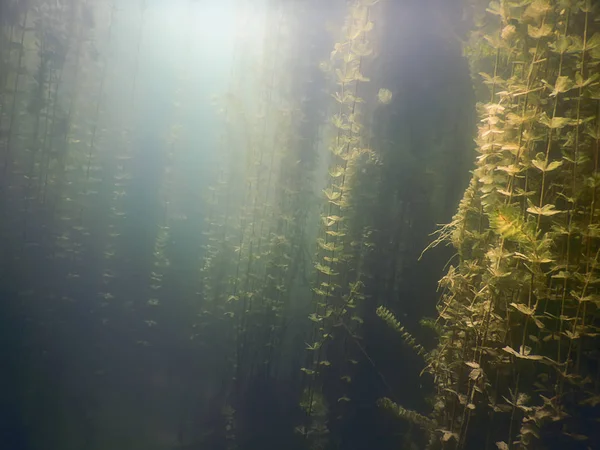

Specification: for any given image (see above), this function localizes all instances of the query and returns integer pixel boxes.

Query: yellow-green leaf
[539,114,574,129]
[587,32,600,50]
[550,76,574,96]
[510,302,535,316]
[503,345,544,361]
[575,72,600,89]
[323,188,341,201]
[527,23,552,39]
[323,215,343,227]
[531,158,563,172]
[329,166,345,178]
[331,113,348,130]
[527,204,562,216]
[317,238,337,252]
[496,164,522,175]
[315,263,337,276]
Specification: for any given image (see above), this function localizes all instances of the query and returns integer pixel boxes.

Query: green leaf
[489,206,531,242]
[514,251,553,264]
[313,288,330,297]
[575,72,600,89]
[531,158,563,172]
[331,113,348,129]
[510,302,535,316]
[501,24,517,40]
[332,92,352,104]
[506,112,536,126]
[524,0,552,20]
[330,142,346,156]
[568,35,584,53]
[585,122,600,140]
[315,263,337,276]
[526,204,562,216]
[469,368,482,380]
[322,215,343,227]
[527,23,552,39]
[571,291,600,304]
[486,1,503,16]
[550,36,570,54]
[306,341,322,351]
[352,40,374,57]
[317,238,337,252]
[587,33,600,50]
[551,271,572,280]
[503,345,544,361]
[308,313,322,323]
[539,114,574,129]
[329,165,345,178]
[496,164,522,175]
[479,72,505,86]
[550,76,574,96]
[323,188,341,201]
[442,431,459,443]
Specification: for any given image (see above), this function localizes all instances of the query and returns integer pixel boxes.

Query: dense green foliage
[3,1,597,450]
[378,1,600,449]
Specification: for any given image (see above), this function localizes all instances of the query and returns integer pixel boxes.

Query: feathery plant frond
[378,397,435,430]
[376,306,428,359]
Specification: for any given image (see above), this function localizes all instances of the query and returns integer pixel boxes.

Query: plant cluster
[195,0,331,444]
[379,1,600,449]
[297,0,383,446]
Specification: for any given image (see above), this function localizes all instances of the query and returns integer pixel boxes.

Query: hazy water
[0,1,476,449]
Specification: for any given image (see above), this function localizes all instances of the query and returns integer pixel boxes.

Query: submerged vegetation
[379,1,600,449]
[1,0,598,450]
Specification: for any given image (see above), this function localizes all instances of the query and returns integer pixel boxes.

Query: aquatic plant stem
[1,7,28,180]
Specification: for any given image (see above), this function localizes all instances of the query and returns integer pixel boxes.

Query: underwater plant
[378,1,600,449]
[195,1,330,446]
[130,0,147,109]
[297,0,383,446]
[0,3,29,181]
